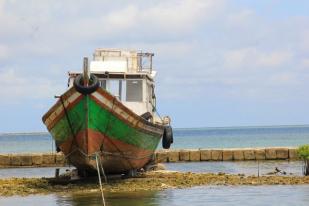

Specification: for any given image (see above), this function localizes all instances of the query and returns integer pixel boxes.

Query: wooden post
[83,57,89,86]
[55,168,60,178]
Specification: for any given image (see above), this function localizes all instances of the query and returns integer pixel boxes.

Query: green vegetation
[1,171,309,196]
[297,145,309,176]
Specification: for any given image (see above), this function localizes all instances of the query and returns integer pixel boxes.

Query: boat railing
[137,52,153,74]
[92,49,154,74]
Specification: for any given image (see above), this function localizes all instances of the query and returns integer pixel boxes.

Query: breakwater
[0,147,299,168]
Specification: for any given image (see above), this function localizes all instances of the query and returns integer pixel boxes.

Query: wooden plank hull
[42,87,164,174]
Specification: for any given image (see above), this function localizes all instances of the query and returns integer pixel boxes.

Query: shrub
[298,145,309,176]
[297,145,309,160]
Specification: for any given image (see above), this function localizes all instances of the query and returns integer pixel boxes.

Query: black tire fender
[162,126,173,149]
[74,74,99,95]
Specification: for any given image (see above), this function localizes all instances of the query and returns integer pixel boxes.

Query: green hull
[42,87,164,173]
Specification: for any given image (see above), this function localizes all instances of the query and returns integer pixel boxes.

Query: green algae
[1,171,309,196]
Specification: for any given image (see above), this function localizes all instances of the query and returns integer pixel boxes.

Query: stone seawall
[0,147,300,168]
[155,147,299,163]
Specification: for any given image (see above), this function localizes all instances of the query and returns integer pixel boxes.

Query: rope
[59,96,78,155]
[95,154,106,206]
[97,153,107,183]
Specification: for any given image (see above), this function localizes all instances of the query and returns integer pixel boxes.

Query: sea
[0,125,309,205]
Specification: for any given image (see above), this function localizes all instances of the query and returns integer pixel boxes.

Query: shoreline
[1,171,309,196]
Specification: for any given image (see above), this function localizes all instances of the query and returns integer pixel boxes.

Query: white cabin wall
[122,102,148,116]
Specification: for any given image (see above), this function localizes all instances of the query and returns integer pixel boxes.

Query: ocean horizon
[1,124,309,135]
[1,124,308,153]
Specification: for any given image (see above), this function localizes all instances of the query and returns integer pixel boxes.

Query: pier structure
[0,147,299,168]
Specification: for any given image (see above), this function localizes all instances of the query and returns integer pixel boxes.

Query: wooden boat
[42,49,173,175]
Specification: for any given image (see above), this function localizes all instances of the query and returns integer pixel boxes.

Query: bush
[298,145,309,176]
[297,145,309,160]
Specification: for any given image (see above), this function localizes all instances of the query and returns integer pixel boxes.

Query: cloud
[0,69,64,104]
[0,45,9,60]
[223,48,293,69]
[227,9,255,27]
[0,0,309,129]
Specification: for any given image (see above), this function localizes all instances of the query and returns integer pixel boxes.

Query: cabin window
[108,80,123,100]
[126,80,143,102]
[99,80,106,89]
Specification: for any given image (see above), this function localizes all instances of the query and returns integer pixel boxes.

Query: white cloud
[0,69,64,103]
[0,45,9,60]
[224,48,293,69]
[300,58,309,68]
[0,0,308,104]
[227,9,255,27]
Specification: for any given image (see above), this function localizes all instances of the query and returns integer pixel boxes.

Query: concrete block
[189,150,201,161]
[265,148,277,160]
[10,155,21,166]
[244,150,255,160]
[0,154,10,166]
[255,149,266,160]
[55,153,66,165]
[168,151,179,162]
[155,151,168,163]
[289,148,299,160]
[222,150,233,161]
[211,150,223,161]
[20,155,32,166]
[179,150,190,161]
[42,154,55,165]
[233,150,244,160]
[276,148,289,159]
[32,154,43,165]
[200,149,211,161]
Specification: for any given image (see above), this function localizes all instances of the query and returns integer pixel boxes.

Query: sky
[0,0,309,132]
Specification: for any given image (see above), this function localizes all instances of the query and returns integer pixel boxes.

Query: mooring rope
[97,153,108,183]
[95,153,106,206]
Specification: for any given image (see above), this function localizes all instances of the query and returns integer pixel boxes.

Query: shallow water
[165,160,304,176]
[0,167,71,178]
[1,185,309,206]
[0,160,303,179]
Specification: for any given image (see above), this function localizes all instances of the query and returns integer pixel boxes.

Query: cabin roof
[68,71,155,81]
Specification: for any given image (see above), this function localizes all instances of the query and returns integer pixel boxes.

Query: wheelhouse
[68,49,158,122]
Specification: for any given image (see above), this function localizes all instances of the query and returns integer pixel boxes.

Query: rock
[211,150,223,161]
[167,151,179,162]
[276,148,289,159]
[32,154,43,165]
[155,151,168,163]
[288,148,299,160]
[156,163,166,170]
[10,155,21,166]
[0,154,10,166]
[265,148,276,160]
[244,150,255,160]
[222,150,233,161]
[179,150,190,161]
[42,154,55,165]
[55,153,66,165]
[189,150,200,161]
[20,155,32,166]
[233,150,244,161]
[200,149,211,161]
[255,149,266,160]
